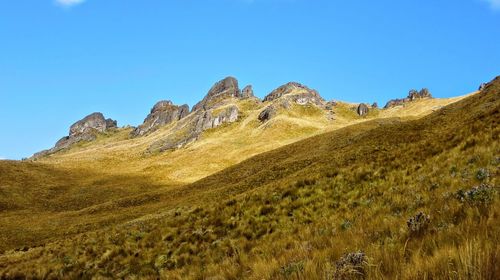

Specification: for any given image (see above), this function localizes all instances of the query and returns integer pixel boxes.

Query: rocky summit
[132,101,189,137]
[33,112,117,158]
[192,77,241,112]
[147,77,245,152]
[241,85,255,99]
[384,88,433,109]
[263,82,324,106]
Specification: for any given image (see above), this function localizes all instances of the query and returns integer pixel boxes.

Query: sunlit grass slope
[0,79,497,279]
[0,92,468,257]
[35,93,470,186]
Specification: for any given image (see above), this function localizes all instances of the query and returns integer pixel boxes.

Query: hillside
[1,78,472,257]
[32,78,471,186]
[0,76,497,279]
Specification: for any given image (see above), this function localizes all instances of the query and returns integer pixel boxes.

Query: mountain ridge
[31,76,473,160]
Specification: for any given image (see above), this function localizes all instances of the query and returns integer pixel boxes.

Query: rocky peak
[241,85,255,99]
[384,88,433,109]
[33,112,117,159]
[192,77,241,112]
[69,112,117,137]
[146,78,244,152]
[132,101,190,137]
[408,88,432,101]
[263,82,324,105]
[151,100,174,113]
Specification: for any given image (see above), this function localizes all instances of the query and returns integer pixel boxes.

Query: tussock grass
[0,82,494,279]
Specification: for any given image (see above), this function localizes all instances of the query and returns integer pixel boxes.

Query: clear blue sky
[1,0,499,160]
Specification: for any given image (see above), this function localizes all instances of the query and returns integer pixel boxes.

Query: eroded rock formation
[384,88,433,109]
[132,101,189,137]
[33,113,117,158]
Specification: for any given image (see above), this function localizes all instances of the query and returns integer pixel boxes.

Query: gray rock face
[408,88,432,101]
[69,112,116,137]
[147,77,244,152]
[148,105,240,152]
[479,83,487,91]
[132,101,189,137]
[196,106,239,131]
[384,88,433,109]
[255,82,325,122]
[32,112,117,159]
[258,106,277,122]
[372,102,378,109]
[263,82,324,105]
[357,103,369,116]
[241,85,255,99]
[192,77,241,112]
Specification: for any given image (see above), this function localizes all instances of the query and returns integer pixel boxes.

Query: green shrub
[456,184,496,206]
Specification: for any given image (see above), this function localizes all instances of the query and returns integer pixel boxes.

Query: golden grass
[0,80,500,279]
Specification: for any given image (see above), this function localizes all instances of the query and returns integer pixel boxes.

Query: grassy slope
[0,80,497,279]
[0,94,466,254]
[35,94,469,185]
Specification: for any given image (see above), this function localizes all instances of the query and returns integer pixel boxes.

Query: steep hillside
[0,77,497,279]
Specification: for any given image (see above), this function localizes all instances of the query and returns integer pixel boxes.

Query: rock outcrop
[384,88,433,109]
[147,77,243,152]
[132,101,189,137]
[263,82,324,105]
[241,85,255,99]
[69,112,117,136]
[254,82,325,122]
[479,83,487,91]
[192,77,241,112]
[33,113,117,158]
[258,106,277,122]
[357,103,369,116]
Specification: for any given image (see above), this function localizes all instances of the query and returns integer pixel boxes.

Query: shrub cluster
[456,184,496,206]
[407,212,430,237]
[333,251,367,280]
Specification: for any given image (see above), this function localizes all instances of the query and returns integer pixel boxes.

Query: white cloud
[484,0,500,9]
[55,0,86,7]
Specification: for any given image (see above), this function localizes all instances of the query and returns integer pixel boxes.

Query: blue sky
[0,0,499,160]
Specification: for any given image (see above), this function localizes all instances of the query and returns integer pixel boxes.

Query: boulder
[325,101,337,110]
[258,106,277,122]
[357,103,369,116]
[132,101,189,137]
[372,102,378,109]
